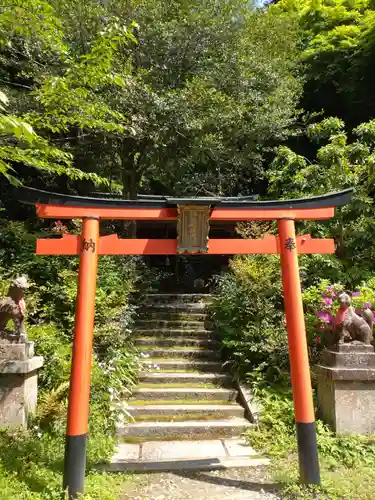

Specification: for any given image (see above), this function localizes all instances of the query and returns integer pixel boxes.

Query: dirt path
[120,467,280,500]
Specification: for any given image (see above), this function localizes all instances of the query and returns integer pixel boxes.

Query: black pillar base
[296,422,320,485]
[63,433,87,498]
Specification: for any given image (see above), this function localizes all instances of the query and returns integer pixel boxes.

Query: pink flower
[316,311,333,324]
[322,296,332,306]
[327,286,337,298]
[365,302,372,309]
[352,291,361,297]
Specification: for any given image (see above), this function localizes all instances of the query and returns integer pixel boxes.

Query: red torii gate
[17,186,353,498]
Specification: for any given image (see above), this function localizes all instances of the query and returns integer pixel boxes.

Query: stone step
[117,418,252,440]
[140,349,219,360]
[105,456,269,472]
[143,303,208,313]
[136,319,213,329]
[126,404,245,420]
[134,329,214,338]
[144,359,223,372]
[139,372,232,385]
[144,294,212,304]
[135,337,219,348]
[104,438,269,472]
[139,312,209,321]
[132,387,237,402]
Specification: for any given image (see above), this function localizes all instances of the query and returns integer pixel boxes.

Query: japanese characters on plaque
[177,205,210,253]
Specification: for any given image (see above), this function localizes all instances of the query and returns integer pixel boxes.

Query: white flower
[37,432,43,438]
[108,388,114,394]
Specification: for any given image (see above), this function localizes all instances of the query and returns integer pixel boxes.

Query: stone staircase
[108,294,268,472]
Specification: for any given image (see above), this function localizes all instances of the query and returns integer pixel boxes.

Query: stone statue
[0,275,28,342]
[335,292,373,345]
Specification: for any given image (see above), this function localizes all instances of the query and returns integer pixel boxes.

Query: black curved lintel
[13,186,353,210]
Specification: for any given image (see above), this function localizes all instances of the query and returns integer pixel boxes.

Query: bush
[211,254,289,382]
[246,385,375,500]
[212,251,375,379]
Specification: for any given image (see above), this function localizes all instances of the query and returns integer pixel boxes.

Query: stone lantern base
[315,343,375,436]
[0,334,43,428]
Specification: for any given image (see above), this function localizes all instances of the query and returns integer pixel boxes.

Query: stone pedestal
[0,333,43,428]
[316,343,375,435]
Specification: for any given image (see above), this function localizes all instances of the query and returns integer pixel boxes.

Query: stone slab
[315,365,375,381]
[0,369,39,427]
[112,444,140,461]
[223,438,258,457]
[132,387,237,401]
[118,418,251,439]
[126,403,245,419]
[139,372,231,385]
[103,456,270,472]
[0,344,26,360]
[316,368,375,435]
[141,439,226,460]
[237,382,260,423]
[0,356,44,374]
[335,343,374,353]
[321,351,375,368]
[147,360,222,372]
[334,380,375,435]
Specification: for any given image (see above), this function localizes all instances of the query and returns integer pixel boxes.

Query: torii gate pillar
[278,219,320,484]
[63,217,99,497]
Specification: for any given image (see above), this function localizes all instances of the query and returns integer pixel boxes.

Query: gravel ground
[120,467,280,500]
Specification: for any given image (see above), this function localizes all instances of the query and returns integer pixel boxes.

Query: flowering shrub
[213,252,375,381]
[303,278,375,361]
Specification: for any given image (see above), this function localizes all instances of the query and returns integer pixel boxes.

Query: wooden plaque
[177,205,210,253]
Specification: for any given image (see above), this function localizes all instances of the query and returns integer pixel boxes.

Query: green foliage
[273,0,375,126]
[26,20,137,135]
[0,87,108,186]
[0,0,303,197]
[268,118,375,283]
[211,254,289,381]
[247,385,375,499]
[0,0,66,72]
[0,428,130,499]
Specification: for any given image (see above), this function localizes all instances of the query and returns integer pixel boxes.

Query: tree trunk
[122,163,138,238]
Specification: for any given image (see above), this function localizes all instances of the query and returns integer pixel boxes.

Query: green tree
[0,1,108,186]
[15,0,303,198]
[268,116,375,283]
[273,0,375,127]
